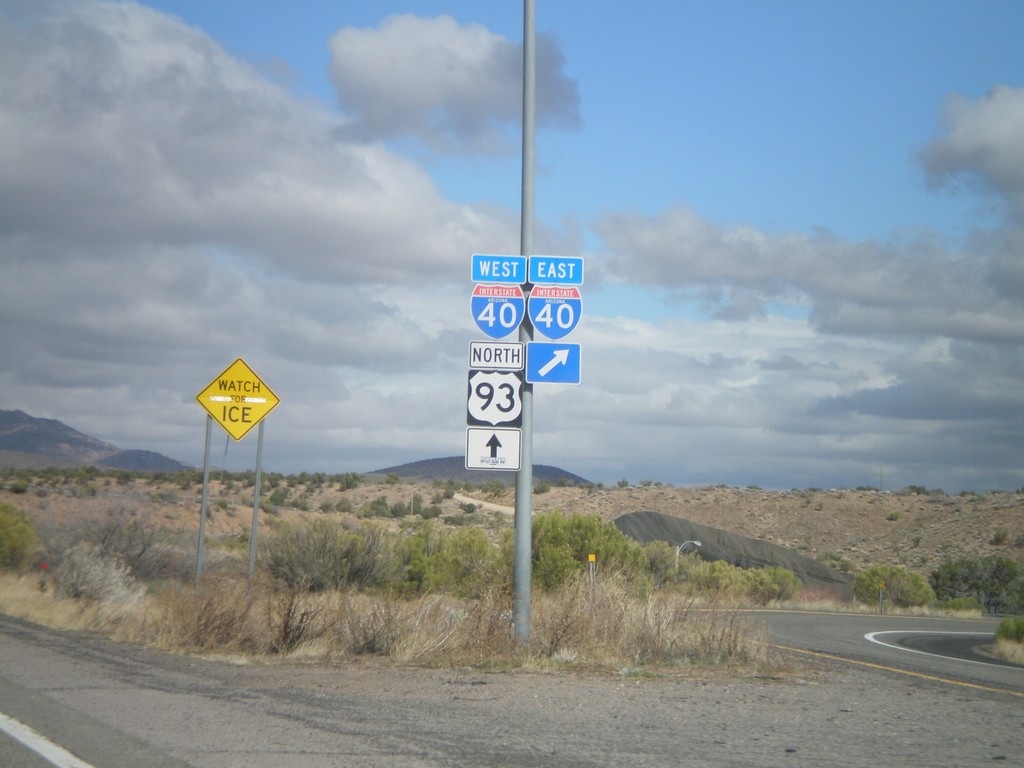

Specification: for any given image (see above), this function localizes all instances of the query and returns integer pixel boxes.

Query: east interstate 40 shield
[527,285,581,340]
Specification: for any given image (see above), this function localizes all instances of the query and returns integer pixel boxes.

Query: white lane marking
[865,630,1010,668]
[0,710,96,768]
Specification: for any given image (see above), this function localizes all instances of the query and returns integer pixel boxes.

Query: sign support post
[512,0,536,647]
[194,358,279,597]
[195,415,212,594]
[247,420,265,593]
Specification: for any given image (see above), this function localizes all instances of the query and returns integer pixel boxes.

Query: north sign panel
[469,341,524,370]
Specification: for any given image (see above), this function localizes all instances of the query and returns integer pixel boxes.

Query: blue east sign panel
[528,256,584,286]
[472,254,527,285]
[526,342,581,385]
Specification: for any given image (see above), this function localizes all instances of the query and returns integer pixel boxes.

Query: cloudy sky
[2,0,1022,492]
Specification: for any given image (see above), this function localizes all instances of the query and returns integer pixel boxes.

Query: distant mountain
[372,456,592,486]
[0,410,191,471]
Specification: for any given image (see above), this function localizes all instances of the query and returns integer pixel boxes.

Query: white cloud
[0,2,512,286]
[328,14,580,153]
[0,2,1020,493]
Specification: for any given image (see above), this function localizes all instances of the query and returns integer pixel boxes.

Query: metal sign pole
[195,414,213,594]
[512,0,536,646]
[247,420,265,592]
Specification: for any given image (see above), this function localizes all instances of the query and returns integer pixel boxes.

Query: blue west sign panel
[472,254,527,285]
[526,342,582,385]
[528,255,584,286]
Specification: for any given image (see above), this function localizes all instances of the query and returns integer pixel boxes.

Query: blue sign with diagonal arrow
[525,342,581,384]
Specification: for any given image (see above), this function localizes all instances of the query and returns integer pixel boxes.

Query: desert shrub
[53,542,143,604]
[930,556,1022,614]
[818,550,854,572]
[678,558,750,599]
[531,511,647,591]
[339,594,401,655]
[361,495,391,518]
[854,565,934,607]
[0,501,38,568]
[419,504,442,520]
[45,506,190,583]
[259,520,401,592]
[267,586,329,653]
[643,540,679,588]
[481,481,506,498]
[935,596,983,613]
[157,582,253,650]
[997,617,1024,643]
[747,566,801,604]
[403,523,503,597]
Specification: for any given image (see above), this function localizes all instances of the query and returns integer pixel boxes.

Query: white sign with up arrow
[465,427,521,471]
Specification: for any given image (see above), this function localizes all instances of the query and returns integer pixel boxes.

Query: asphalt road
[755,610,1024,696]
[1,611,1022,767]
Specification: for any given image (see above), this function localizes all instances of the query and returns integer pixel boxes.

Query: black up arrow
[485,433,502,458]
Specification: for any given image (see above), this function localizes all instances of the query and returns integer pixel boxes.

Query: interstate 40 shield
[471,284,525,340]
[527,285,581,340]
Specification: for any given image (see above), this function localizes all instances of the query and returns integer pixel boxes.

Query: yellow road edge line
[771,643,1024,699]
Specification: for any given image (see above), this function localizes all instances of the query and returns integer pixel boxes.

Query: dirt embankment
[3,476,1022,577]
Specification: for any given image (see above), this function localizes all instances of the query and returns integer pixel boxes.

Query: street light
[675,540,701,565]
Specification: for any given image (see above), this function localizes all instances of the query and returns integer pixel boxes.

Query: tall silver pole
[513,0,536,646]
[247,420,265,592]
[195,414,212,594]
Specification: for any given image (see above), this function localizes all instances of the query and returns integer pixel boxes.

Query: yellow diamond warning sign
[196,358,280,441]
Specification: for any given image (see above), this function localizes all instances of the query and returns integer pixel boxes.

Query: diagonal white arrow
[538,348,570,377]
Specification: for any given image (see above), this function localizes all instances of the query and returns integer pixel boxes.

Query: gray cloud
[920,86,1024,222]
[595,206,1024,345]
[328,14,580,153]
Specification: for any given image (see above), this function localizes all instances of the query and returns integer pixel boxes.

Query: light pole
[675,540,701,566]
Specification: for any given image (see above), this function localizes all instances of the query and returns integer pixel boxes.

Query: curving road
[755,610,1024,696]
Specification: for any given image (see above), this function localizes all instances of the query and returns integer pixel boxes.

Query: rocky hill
[370,456,590,485]
[2,465,1020,583]
[0,410,190,471]
[1,410,1021,582]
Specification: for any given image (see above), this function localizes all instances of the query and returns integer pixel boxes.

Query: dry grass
[0,572,773,674]
[993,639,1024,665]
